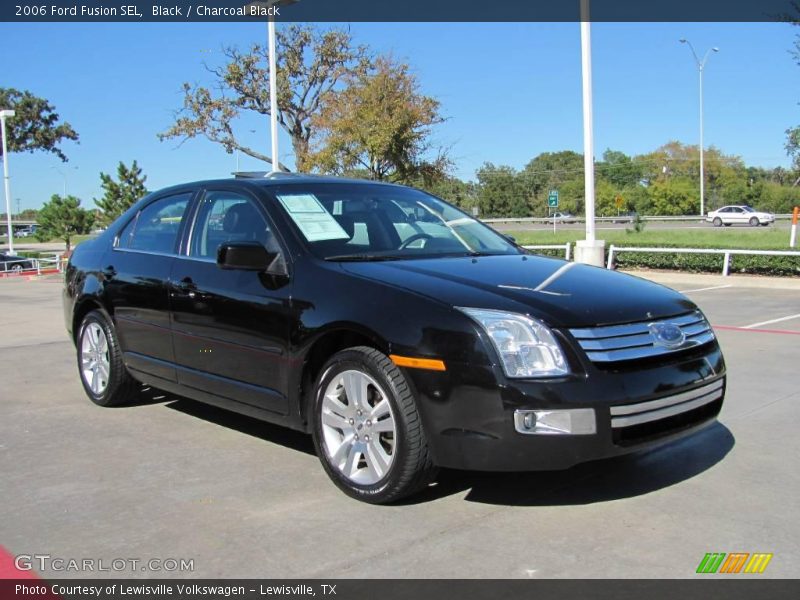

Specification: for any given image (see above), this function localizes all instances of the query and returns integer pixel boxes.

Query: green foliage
[612,246,799,277]
[0,88,78,161]
[647,177,698,215]
[625,213,647,234]
[508,227,799,276]
[159,25,369,170]
[306,57,448,184]
[35,195,95,250]
[475,164,530,217]
[419,176,477,211]
[95,161,148,226]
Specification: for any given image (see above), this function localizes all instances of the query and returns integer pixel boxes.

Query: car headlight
[458,308,569,378]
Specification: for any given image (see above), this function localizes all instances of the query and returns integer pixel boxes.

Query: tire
[311,346,437,504]
[749,217,759,227]
[712,217,722,227]
[76,310,139,407]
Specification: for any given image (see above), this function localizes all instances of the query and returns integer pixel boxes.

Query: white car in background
[706,205,775,227]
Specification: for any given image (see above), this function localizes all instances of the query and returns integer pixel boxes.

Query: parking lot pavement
[1,274,798,579]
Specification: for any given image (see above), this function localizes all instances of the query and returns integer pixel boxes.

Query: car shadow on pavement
[163,397,317,457]
[407,422,735,506]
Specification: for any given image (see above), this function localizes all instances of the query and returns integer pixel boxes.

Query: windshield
[268,182,520,261]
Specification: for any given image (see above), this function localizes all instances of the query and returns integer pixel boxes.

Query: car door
[103,190,195,383]
[169,187,292,415]
[729,207,746,224]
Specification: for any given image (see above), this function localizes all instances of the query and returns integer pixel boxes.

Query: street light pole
[574,0,605,266]
[268,17,279,173]
[680,39,718,217]
[51,165,77,198]
[246,0,297,173]
[0,109,16,254]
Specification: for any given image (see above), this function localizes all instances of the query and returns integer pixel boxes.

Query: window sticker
[276,194,350,242]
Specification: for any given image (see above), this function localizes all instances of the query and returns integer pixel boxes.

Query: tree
[0,88,79,161]
[475,164,529,217]
[306,57,449,184]
[36,195,95,250]
[597,149,643,189]
[647,178,698,216]
[159,25,369,171]
[521,151,584,203]
[95,161,148,226]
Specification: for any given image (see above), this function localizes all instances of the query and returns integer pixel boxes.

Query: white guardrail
[0,253,64,277]
[484,214,795,225]
[522,244,572,260]
[606,245,800,277]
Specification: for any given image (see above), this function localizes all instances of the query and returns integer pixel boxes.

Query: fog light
[522,412,536,430]
[514,409,596,435]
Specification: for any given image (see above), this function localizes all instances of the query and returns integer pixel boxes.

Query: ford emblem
[648,323,686,348]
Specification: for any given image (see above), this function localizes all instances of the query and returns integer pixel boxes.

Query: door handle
[175,277,198,299]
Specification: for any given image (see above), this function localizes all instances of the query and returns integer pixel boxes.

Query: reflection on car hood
[340,254,696,328]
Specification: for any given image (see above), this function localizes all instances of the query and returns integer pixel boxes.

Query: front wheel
[77,310,139,407]
[311,346,437,504]
[749,217,760,227]
[712,217,722,227]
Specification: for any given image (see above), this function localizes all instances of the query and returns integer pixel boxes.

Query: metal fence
[606,245,800,276]
[0,253,64,277]
[484,214,795,225]
[522,243,572,260]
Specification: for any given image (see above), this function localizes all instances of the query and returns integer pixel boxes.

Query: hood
[340,255,697,328]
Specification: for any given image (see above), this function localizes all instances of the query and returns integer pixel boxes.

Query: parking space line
[742,313,800,329]
[713,324,800,336]
[678,284,732,293]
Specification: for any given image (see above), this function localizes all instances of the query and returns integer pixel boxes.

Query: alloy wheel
[320,369,397,485]
[81,322,111,396]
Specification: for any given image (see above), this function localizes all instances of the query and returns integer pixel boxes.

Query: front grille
[610,379,724,446]
[568,311,715,364]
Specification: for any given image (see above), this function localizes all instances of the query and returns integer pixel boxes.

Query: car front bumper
[405,342,726,472]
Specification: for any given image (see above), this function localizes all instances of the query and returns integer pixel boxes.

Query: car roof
[154,173,408,197]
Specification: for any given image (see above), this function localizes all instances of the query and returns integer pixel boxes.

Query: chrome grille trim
[610,379,724,428]
[568,311,715,363]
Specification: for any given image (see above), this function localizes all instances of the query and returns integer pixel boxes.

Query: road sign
[615,194,624,209]
[548,190,559,208]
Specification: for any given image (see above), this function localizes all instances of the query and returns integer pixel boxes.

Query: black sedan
[1,253,36,273]
[64,175,726,503]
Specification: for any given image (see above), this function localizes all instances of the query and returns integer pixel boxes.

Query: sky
[0,21,798,211]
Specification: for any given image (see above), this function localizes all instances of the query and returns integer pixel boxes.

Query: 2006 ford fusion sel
[64,174,726,503]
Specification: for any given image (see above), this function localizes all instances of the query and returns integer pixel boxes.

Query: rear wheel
[77,310,139,407]
[749,216,760,227]
[311,346,437,504]
[712,217,722,227]
[11,264,22,273]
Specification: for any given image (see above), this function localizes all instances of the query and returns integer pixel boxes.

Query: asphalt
[0,271,797,579]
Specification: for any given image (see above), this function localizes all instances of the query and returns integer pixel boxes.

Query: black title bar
[1,0,799,22]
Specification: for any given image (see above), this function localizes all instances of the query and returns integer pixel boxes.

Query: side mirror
[217,242,279,273]
[504,234,517,244]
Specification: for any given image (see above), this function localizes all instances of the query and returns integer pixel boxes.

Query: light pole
[51,165,78,197]
[245,0,297,173]
[574,0,605,266]
[0,109,15,254]
[680,39,718,217]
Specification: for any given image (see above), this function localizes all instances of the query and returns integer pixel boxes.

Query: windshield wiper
[324,254,405,262]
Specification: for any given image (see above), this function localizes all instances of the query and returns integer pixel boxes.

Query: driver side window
[190,192,284,269]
